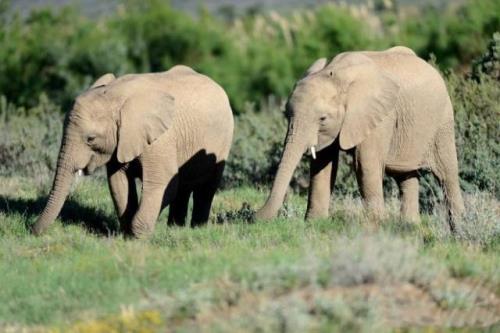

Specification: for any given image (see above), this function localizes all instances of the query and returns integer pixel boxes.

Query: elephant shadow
[1,149,228,236]
[0,195,117,236]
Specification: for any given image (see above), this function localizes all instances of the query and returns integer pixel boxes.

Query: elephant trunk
[256,118,312,220]
[33,137,77,235]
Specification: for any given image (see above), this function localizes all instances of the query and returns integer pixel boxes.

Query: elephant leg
[107,162,138,235]
[355,144,385,218]
[305,143,338,220]
[395,172,420,223]
[191,163,224,227]
[168,189,191,227]
[131,158,177,237]
[431,122,465,232]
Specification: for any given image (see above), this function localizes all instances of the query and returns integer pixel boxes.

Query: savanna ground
[0,175,499,332]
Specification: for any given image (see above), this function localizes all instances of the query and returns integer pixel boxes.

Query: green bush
[449,73,499,197]
[472,32,500,81]
[392,0,500,69]
[0,95,62,180]
[0,0,497,113]
[223,102,289,188]
[0,6,133,110]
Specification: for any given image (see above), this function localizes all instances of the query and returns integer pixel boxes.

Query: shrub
[329,234,444,287]
[221,101,288,188]
[472,32,500,81]
[448,73,499,198]
[1,0,496,113]
[0,6,132,110]
[0,95,62,181]
[393,0,500,69]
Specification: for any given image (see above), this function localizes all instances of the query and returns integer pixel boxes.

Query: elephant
[256,46,464,230]
[33,65,234,237]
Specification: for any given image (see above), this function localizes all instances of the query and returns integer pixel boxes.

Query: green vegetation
[0,0,498,111]
[0,177,498,331]
[0,0,499,331]
[472,31,500,81]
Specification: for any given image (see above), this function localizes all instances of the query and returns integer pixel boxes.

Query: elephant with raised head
[256,46,464,230]
[33,66,234,237]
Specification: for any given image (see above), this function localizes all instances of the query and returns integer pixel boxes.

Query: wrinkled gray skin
[34,66,234,237]
[256,47,464,230]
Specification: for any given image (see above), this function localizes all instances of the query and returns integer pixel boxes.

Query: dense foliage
[0,0,498,112]
[472,31,500,81]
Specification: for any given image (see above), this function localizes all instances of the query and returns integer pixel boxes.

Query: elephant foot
[31,222,47,236]
[131,229,154,239]
[448,211,464,234]
[305,208,329,220]
[400,214,420,225]
[363,204,386,224]
[131,220,155,239]
[448,200,465,234]
[255,206,278,221]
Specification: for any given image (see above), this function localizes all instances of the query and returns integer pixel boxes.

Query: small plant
[453,192,500,248]
[215,202,255,224]
[329,234,444,287]
[430,284,477,310]
[472,32,500,81]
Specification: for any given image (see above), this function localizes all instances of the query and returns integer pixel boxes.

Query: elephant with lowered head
[256,46,464,230]
[34,66,234,237]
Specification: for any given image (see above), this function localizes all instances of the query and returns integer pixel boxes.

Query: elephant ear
[304,58,328,77]
[91,73,116,88]
[117,91,175,163]
[337,55,399,150]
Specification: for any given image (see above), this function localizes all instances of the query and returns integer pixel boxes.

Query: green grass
[0,176,499,332]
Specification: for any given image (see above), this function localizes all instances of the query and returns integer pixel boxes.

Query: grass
[0,176,499,332]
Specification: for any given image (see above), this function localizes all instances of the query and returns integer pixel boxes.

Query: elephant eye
[86,135,96,144]
[320,116,327,122]
[329,71,333,76]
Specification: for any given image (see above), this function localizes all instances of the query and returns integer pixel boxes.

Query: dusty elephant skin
[33,66,234,237]
[256,46,464,230]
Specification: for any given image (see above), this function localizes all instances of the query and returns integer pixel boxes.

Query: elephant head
[256,53,399,219]
[33,73,175,235]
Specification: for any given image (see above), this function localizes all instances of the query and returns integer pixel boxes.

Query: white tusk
[77,170,83,176]
[310,146,316,159]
